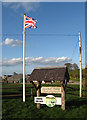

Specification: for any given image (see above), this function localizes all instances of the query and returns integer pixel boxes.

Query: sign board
[41,87,61,94]
[34,95,61,107]
[34,97,46,104]
[45,95,58,107]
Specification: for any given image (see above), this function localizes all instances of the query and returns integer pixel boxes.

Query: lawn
[2,83,87,119]
[69,69,85,82]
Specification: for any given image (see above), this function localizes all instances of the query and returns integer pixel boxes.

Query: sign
[34,95,61,107]
[34,97,46,104]
[45,95,56,107]
[41,87,61,94]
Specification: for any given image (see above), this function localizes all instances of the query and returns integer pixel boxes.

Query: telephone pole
[79,31,82,97]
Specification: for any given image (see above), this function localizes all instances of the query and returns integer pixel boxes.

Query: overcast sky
[0,1,85,75]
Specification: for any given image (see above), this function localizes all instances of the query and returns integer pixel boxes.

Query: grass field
[69,69,86,82]
[2,83,87,119]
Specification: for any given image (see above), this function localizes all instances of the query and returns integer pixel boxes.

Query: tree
[64,63,72,70]
[83,67,87,97]
[72,63,79,70]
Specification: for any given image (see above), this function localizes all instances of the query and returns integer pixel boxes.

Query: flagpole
[23,13,26,102]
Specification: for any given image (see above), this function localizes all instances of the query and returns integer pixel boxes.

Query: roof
[29,66,70,82]
[7,74,23,81]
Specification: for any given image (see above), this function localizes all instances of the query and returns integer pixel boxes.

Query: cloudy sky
[0,1,85,75]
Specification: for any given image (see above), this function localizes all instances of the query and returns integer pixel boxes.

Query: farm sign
[41,87,61,94]
[34,95,61,107]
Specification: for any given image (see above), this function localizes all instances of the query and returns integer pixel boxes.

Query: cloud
[4,38,22,47]
[1,58,22,66]
[1,56,72,67]
[3,2,40,12]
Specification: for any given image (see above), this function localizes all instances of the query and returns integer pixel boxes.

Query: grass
[2,83,87,119]
[69,69,86,82]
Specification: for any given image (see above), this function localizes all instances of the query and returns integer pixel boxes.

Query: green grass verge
[2,83,87,119]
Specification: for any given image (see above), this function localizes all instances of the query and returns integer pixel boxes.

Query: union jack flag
[25,16,37,29]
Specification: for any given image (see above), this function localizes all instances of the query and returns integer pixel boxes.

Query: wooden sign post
[61,84,65,110]
[29,66,69,110]
[37,81,41,109]
[36,85,65,110]
[33,82,66,110]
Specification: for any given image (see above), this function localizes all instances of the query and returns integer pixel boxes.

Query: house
[2,72,30,83]
[2,75,12,83]
[7,73,23,83]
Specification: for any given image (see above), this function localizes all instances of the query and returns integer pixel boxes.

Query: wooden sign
[34,97,46,104]
[41,87,61,94]
[34,95,61,107]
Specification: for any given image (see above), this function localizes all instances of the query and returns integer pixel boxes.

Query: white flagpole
[79,31,82,97]
[23,13,26,102]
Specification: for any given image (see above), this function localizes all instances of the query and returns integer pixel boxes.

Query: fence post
[31,88,33,98]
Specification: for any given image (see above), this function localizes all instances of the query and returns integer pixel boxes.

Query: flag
[25,16,37,29]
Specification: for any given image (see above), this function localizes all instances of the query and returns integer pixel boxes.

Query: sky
[0,2,85,76]
[85,1,87,66]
